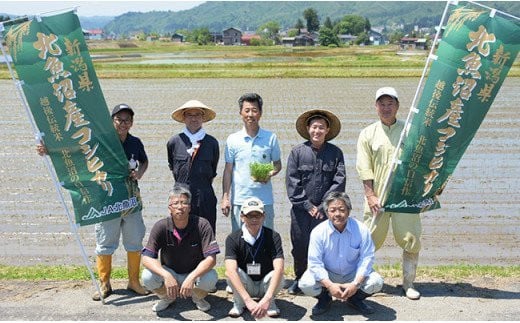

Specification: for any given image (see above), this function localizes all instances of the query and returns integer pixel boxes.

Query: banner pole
[370,0,455,229]
[0,31,105,304]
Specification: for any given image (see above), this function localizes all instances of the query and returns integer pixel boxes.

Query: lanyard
[247,232,264,264]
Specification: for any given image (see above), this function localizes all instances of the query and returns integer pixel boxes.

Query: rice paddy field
[0,76,519,269]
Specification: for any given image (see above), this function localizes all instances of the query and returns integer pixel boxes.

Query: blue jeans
[142,266,218,292]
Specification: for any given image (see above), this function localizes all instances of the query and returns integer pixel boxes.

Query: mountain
[79,16,114,30]
[102,1,520,36]
[0,13,112,30]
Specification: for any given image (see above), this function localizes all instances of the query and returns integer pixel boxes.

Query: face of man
[240,101,262,128]
[376,95,399,126]
[240,211,265,234]
[112,110,133,138]
[327,199,350,232]
[183,108,204,134]
[168,194,191,223]
[307,118,330,146]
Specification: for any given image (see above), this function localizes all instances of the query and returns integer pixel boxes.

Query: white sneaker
[152,298,174,312]
[226,285,233,294]
[192,295,211,312]
[267,301,280,317]
[228,304,244,318]
[405,286,421,300]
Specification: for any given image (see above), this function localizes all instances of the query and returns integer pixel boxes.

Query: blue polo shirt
[224,127,281,205]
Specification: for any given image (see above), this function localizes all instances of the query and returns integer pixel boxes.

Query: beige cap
[240,197,265,215]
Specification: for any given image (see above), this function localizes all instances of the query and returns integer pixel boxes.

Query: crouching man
[141,185,220,313]
[299,191,384,316]
[225,197,285,319]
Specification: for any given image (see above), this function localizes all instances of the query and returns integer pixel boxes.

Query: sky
[1,0,205,17]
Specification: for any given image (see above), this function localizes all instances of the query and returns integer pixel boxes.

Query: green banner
[2,11,141,226]
[384,3,520,213]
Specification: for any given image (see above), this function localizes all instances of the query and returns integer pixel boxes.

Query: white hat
[240,197,265,215]
[375,87,399,101]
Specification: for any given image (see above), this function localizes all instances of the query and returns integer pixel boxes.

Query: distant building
[294,34,315,46]
[241,33,261,45]
[400,37,428,50]
[210,32,223,44]
[282,37,295,47]
[415,38,428,50]
[282,34,315,47]
[83,28,104,40]
[171,33,184,43]
[368,29,386,45]
[400,37,418,50]
[339,34,357,44]
[223,27,242,45]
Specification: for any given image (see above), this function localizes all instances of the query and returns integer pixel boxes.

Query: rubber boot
[126,251,150,295]
[92,255,112,301]
[403,250,421,300]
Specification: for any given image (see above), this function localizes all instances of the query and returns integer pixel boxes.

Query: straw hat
[171,100,216,123]
[295,109,341,141]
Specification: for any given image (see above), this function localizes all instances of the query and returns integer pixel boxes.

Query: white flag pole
[0,17,105,304]
[369,0,455,230]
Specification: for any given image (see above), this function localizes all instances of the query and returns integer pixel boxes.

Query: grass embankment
[1,264,519,281]
[2,40,518,78]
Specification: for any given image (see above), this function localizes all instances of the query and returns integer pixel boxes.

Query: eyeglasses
[114,118,133,125]
[169,200,190,207]
[244,212,264,219]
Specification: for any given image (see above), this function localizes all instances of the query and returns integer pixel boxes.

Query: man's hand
[245,297,270,319]
[367,195,381,216]
[221,197,231,217]
[308,206,325,220]
[36,143,48,156]
[163,274,180,300]
[179,275,196,299]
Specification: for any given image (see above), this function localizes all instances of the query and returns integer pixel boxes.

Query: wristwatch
[354,281,361,289]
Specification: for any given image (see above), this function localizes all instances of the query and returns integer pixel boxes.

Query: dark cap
[111,103,134,118]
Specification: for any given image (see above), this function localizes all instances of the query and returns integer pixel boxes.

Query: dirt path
[1,277,519,320]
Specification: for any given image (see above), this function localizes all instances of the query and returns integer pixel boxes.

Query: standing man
[285,109,346,295]
[221,93,282,232]
[93,103,150,300]
[299,191,384,316]
[37,103,150,301]
[356,87,422,300]
[167,99,219,233]
[141,185,220,313]
[225,197,285,319]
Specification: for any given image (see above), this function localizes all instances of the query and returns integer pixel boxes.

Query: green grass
[1,264,519,281]
[1,41,519,78]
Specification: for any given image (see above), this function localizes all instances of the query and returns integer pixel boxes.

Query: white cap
[240,197,265,215]
[375,87,399,101]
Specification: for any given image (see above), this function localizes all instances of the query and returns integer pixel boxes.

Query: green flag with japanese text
[383,3,520,213]
[2,11,142,226]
